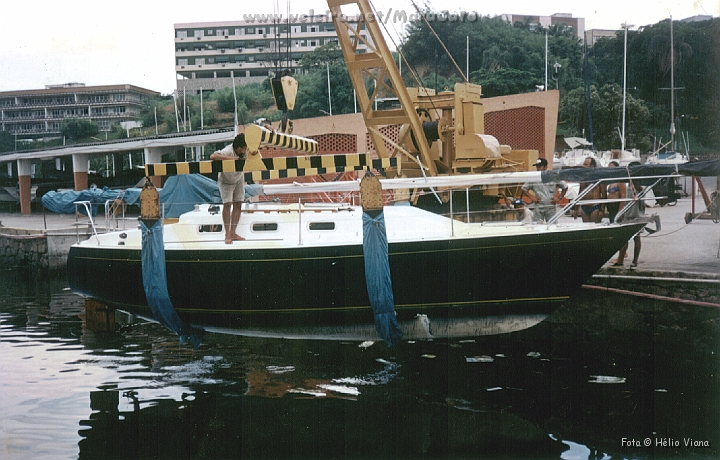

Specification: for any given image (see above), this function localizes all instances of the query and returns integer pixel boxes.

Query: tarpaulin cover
[154,174,221,217]
[41,174,222,217]
[140,219,204,348]
[543,159,720,185]
[362,211,402,347]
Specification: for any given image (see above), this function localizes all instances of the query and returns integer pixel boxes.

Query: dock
[0,196,718,304]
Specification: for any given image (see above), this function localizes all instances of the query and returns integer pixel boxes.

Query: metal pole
[173,91,180,133]
[232,71,238,129]
[450,190,454,237]
[466,188,470,223]
[298,198,302,245]
[200,87,204,129]
[545,32,548,91]
[466,36,469,80]
[326,62,332,116]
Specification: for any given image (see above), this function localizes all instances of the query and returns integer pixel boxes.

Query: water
[0,270,718,460]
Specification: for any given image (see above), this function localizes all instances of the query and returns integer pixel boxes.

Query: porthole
[252,223,278,231]
[199,224,223,233]
[309,222,335,231]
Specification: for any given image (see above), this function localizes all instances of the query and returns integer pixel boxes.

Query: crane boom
[328,0,437,175]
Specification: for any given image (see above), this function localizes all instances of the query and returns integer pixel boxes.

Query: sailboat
[599,23,642,167]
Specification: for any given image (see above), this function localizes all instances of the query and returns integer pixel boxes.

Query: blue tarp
[362,211,402,347]
[41,174,223,218]
[141,219,204,347]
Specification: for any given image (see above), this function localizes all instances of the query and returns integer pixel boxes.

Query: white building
[0,83,158,140]
[174,15,370,94]
[501,13,585,41]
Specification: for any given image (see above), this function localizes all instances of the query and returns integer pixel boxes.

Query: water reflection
[0,269,718,459]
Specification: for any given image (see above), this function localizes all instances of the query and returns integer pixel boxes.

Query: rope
[407,0,468,83]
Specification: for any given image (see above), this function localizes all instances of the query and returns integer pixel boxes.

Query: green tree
[0,131,15,153]
[60,119,99,142]
[290,43,356,119]
[589,18,719,151]
[560,84,650,151]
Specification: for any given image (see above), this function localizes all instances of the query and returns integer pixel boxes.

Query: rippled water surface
[0,269,718,459]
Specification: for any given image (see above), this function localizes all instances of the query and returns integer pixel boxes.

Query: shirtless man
[210,133,247,244]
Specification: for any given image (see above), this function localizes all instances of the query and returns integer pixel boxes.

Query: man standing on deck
[210,133,247,244]
[518,158,568,223]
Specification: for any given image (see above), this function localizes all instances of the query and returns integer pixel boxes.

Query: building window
[291,26,301,34]
[178,58,188,66]
[177,30,187,39]
[309,40,318,47]
[309,26,318,33]
[234,28,243,35]
[196,58,205,65]
[246,27,255,34]
[112,94,125,101]
[194,30,204,38]
[218,28,229,36]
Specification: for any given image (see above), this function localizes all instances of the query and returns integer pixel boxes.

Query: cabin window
[199,224,222,233]
[252,223,278,232]
[309,222,335,231]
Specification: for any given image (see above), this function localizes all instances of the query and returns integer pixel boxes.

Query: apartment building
[584,29,619,46]
[174,15,370,94]
[501,13,586,41]
[0,83,159,140]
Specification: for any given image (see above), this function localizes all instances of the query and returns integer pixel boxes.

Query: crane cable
[406,0,469,83]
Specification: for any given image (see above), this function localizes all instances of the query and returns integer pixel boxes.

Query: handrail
[73,201,101,245]
[547,174,667,225]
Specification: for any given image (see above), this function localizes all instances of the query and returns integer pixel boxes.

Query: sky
[0,0,716,95]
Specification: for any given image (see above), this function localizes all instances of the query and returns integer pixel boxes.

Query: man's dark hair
[232,133,247,150]
[585,157,597,167]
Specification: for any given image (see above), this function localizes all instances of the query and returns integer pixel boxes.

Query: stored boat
[554,137,599,169]
[645,150,689,165]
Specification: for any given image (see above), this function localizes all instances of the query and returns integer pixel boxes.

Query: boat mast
[670,16,676,151]
[621,23,629,152]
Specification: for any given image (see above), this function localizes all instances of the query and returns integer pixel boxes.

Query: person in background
[518,158,568,223]
[572,157,605,223]
[614,161,645,268]
[605,160,625,223]
[210,133,247,244]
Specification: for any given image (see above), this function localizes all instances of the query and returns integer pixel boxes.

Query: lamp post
[552,62,562,90]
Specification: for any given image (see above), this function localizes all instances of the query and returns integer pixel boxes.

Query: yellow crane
[327,0,532,180]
